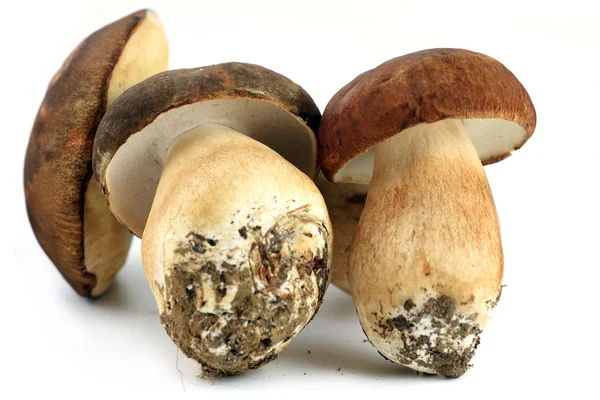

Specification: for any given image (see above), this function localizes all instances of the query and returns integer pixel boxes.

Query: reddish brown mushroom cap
[23,10,165,296]
[318,48,537,181]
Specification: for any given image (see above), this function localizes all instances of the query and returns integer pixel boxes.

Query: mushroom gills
[336,118,527,179]
[103,98,317,237]
[83,180,133,296]
[141,123,331,375]
[349,118,503,377]
[106,11,168,106]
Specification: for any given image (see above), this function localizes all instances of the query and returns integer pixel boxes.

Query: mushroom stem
[141,123,331,375]
[315,173,367,294]
[348,118,503,377]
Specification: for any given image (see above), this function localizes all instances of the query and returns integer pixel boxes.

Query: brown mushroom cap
[318,48,537,182]
[93,62,321,237]
[23,10,167,296]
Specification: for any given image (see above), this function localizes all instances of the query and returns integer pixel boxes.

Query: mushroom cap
[93,62,321,237]
[318,48,537,182]
[23,10,165,296]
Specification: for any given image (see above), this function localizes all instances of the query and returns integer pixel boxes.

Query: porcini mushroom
[318,49,536,377]
[93,63,332,375]
[23,10,168,297]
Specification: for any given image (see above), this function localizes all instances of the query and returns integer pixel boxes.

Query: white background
[1,0,599,397]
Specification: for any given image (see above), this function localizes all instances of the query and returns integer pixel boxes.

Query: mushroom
[23,10,168,297]
[93,63,332,375]
[315,173,367,293]
[318,49,536,377]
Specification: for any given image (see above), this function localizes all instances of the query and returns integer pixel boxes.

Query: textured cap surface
[318,48,536,180]
[23,10,150,296]
[94,62,321,192]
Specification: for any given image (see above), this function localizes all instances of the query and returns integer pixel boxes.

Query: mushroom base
[373,295,486,377]
[141,124,332,376]
[160,206,329,376]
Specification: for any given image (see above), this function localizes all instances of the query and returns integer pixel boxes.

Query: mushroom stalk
[141,123,331,375]
[349,118,503,377]
[315,173,367,293]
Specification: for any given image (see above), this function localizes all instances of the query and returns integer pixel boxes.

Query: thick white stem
[349,119,503,377]
[142,124,331,375]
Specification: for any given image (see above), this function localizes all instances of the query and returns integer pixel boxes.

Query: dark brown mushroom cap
[318,48,537,181]
[23,10,150,296]
[93,62,321,195]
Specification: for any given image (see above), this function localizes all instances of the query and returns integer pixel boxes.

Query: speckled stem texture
[141,129,332,376]
[349,120,503,377]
